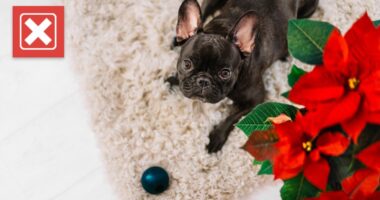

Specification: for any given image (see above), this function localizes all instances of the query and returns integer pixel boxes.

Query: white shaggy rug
[64,0,380,199]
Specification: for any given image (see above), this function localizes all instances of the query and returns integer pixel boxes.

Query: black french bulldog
[167,0,319,153]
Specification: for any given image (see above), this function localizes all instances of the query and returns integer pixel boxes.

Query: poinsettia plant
[236,13,380,200]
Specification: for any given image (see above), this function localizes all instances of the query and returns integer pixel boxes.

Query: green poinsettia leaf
[327,153,357,190]
[374,20,380,27]
[244,128,279,161]
[236,102,298,136]
[288,65,307,87]
[281,174,320,200]
[253,160,264,165]
[288,19,336,65]
[258,160,273,175]
[281,91,290,98]
[357,124,380,152]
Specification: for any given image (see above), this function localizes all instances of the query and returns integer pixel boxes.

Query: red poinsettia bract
[273,113,350,190]
[289,13,380,143]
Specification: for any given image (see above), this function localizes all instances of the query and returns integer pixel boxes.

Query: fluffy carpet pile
[64,0,380,199]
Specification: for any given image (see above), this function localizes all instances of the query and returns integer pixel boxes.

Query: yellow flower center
[348,78,360,90]
[302,141,313,152]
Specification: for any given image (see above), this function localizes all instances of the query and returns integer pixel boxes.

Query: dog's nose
[196,77,211,88]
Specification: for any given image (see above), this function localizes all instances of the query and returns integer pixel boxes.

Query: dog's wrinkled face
[177,33,242,103]
[175,0,258,103]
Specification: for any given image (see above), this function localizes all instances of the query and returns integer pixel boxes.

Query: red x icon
[13,6,64,57]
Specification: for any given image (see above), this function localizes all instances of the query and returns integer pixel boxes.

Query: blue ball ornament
[141,166,169,194]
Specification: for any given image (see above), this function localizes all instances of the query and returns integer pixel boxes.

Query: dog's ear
[176,0,202,43]
[228,11,258,55]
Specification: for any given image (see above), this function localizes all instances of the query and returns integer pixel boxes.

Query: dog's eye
[183,60,193,71]
[219,69,231,80]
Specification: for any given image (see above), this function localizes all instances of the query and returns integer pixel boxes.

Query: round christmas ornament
[141,166,169,195]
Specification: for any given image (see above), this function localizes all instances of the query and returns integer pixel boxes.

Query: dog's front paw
[206,127,228,153]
